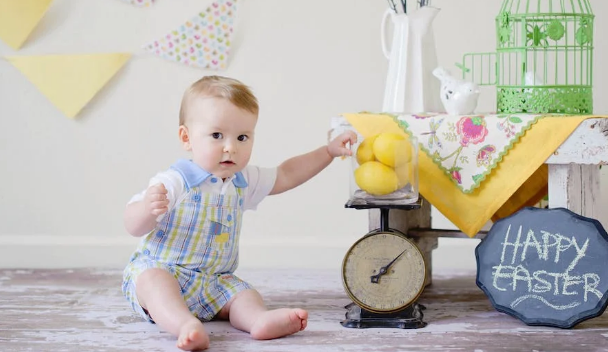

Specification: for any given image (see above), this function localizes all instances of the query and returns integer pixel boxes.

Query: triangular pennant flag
[7,53,131,118]
[119,0,154,7]
[143,0,237,70]
[0,0,54,50]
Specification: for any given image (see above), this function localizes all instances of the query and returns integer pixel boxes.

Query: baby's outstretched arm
[124,183,169,237]
[269,131,357,195]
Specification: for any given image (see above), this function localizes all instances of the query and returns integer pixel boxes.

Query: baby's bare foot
[177,320,209,351]
[250,308,308,340]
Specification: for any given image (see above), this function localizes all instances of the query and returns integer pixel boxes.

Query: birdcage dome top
[499,0,594,16]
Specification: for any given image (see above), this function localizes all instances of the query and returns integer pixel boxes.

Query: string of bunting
[120,0,155,7]
[0,0,238,118]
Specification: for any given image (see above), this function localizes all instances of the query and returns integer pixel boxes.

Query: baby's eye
[212,132,223,139]
[237,135,249,142]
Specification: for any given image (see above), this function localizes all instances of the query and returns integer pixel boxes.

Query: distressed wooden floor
[1,268,608,352]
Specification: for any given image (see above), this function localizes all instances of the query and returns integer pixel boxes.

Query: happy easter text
[491,224,602,310]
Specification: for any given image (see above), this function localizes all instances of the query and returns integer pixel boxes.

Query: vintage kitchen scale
[341,200,427,329]
[340,132,427,329]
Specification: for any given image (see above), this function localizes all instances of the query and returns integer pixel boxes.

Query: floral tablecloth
[397,113,545,193]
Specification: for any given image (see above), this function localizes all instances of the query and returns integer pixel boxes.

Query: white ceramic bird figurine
[433,67,480,115]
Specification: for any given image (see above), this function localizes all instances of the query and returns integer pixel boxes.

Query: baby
[122,75,357,351]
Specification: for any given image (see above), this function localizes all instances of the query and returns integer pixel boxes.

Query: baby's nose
[224,142,237,153]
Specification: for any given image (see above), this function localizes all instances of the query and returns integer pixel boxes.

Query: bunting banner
[7,53,132,118]
[142,0,237,70]
[119,0,154,7]
[0,0,54,50]
[0,0,242,119]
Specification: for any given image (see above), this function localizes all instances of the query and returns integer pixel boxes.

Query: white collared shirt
[128,161,277,222]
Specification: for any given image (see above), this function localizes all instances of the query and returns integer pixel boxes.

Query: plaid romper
[122,160,258,322]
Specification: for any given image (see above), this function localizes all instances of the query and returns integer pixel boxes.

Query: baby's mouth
[220,160,235,165]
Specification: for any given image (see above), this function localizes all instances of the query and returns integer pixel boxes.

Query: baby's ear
[178,125,192,151]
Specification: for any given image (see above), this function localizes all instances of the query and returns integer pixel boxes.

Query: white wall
[0,0,606,270]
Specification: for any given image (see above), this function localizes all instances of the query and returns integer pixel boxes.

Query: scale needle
[370,248,407,284]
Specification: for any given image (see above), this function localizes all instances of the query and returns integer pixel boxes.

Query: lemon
[356,135,377,165]
[395,164,413,188]
[354,161,399,196]
[372,133,412,168]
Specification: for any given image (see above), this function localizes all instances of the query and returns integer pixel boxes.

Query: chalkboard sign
[476,207,608,328]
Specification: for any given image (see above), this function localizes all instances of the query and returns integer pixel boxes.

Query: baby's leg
[136,268,209,351]
[220,289,307,340]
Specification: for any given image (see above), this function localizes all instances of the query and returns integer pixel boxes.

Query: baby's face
[182,96,257,179]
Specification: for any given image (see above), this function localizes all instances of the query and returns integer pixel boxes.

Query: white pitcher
[381,6,443,114]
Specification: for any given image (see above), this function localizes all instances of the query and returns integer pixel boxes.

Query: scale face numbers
[342,232,426,313]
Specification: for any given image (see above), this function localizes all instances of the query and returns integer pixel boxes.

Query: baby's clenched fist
[144,183,169,216]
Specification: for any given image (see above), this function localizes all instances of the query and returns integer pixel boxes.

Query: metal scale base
[340,302,427,329]
[341,199,427,329]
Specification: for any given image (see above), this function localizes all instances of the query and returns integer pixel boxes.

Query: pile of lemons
[354,133,413,196]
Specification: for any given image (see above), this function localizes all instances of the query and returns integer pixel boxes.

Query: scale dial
[342,231,426,313]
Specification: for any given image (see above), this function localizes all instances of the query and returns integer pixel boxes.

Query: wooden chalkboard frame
[475,207,608,329]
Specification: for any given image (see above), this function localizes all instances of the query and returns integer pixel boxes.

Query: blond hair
[178,75,259,126]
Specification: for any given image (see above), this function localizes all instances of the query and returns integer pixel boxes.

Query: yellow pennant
[0,0,54,50]
[7,53,131,118]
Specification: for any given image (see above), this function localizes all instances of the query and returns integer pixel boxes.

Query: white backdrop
[0,0,606,270]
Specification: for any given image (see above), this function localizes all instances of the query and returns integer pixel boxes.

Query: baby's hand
[328,130,358,158]
[144,183,169,216]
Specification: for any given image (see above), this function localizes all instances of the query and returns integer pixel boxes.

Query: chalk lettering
[491,264,512,291]
[532,270,551,293]
[584,273,602,302]
[500,224,523,265]
[522,228,543,261]
[491,267,601,304]
[545,271,563,295]
[510,294,581,310]
[562,273,582,296]
[513,265,532,292]
[492,223,602,312]
[481,208,608,327]
[567,238,589,272]
[541,231,571,263]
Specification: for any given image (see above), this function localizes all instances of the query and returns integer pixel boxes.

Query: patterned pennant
[142,0,237,70]
[119,0,154,7]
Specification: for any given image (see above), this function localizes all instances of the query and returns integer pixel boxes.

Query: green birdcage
[458,0,594,114]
